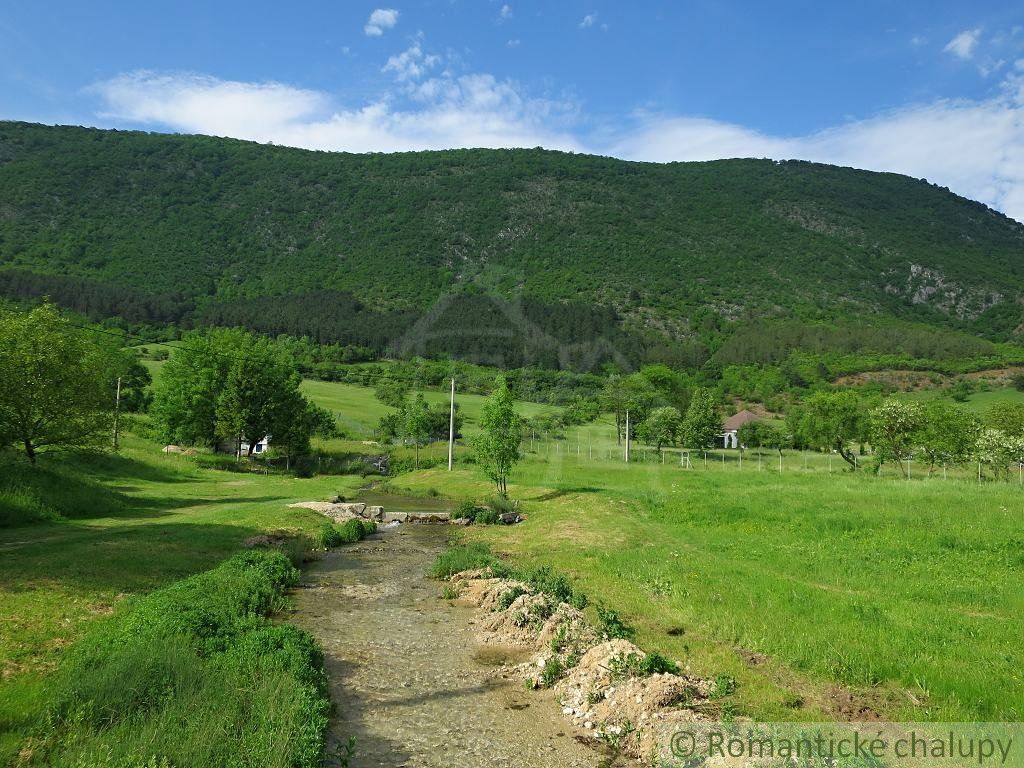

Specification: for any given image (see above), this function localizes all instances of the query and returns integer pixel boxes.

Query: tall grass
[21,550,329,768]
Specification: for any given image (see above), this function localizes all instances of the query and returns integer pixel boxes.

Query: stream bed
[290,522,618,767]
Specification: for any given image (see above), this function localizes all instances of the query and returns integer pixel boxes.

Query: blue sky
[3,1,1024,218]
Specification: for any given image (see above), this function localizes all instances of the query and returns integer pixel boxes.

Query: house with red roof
[721,409,760,448]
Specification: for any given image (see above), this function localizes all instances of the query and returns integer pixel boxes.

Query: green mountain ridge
[1,120,1022,369]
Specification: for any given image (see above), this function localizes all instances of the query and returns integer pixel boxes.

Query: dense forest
[1,121,1022,372]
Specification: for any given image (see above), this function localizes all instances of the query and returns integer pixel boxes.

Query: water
[290,522,614,767]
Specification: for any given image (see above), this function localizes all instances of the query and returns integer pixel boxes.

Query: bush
[596,604,635,640]
[454,499,482,521]
[452,498,503,524]
[486,495,518,515]
[314,519,376,548]
[539,656,565,687]
[474,508,501,525]
[608,650,679,679]
[429,542,504,579]
[498,585,529,610]
[39,550,330,768]
[522,565,587,610]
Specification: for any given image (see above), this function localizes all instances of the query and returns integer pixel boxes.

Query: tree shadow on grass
[0,446,298,528]
[51,451,194,485]
[529,486,601,502]
[0,520,292,595]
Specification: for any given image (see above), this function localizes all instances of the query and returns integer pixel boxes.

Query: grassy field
[907,385,1024,412]
[0,432,366,763]
[388,412,1024,723]
[3,375,1023,760]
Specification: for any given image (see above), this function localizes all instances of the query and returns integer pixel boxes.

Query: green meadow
[0,432,365,763]
[1,375,1022,763]
[382,409,1024,723]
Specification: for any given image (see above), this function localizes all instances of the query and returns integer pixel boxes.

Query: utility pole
[112,376,122,451]
[447,378,455,471]
[624,410,630,463]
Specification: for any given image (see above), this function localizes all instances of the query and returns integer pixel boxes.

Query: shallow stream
[290,518,617,767]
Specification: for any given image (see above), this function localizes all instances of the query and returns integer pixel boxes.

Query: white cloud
[610,81,1024,221]
[978,58,1006,78]
[91,69,581,155]
[498,4,512,22]
[943,28,981,60]
[91,71,326,137]
[507,39,521,48]
[382,45,440,81]
[89,65,1024,222]
[579,13,596,29]
[364,8,399,37]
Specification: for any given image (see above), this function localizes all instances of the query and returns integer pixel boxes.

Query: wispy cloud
[943,28,981,60]
[579,14,596,29]
[497,4,512,22]
[382,45,440,82]
[364,8,399,37]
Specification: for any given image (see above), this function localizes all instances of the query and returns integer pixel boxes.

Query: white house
[721,410,760,449]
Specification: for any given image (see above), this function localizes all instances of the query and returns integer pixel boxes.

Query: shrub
[429,542,502,579]
[315,519,376,549]
[596,604,635,640]
[608,651,679,679]
[454,499,489,522]
[498,586,529,610]
[522,565,588,610]
[474,507,500,525]
[539,656,564,687]
[486,495,518,515]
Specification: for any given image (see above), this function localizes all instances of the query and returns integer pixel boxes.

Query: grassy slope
[0,433,365,762]
[300,378,559,441]
[907,386,1024,412]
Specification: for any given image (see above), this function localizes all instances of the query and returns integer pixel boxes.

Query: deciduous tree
[638,406,681,450]
[796,391,869,469]
[680,388,720,449]
[869,398,925,478]
[0,304,120,463]
[916,401,981,472]
[473,377,522,497]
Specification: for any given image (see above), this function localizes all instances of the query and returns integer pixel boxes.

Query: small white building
[243,436,271,455]
[217,435,271,456]
[721,410,760,449]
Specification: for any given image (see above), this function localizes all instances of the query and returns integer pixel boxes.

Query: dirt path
[290,524,616,768]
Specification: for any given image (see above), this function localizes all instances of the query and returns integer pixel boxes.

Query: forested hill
[1,120,1023,370]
